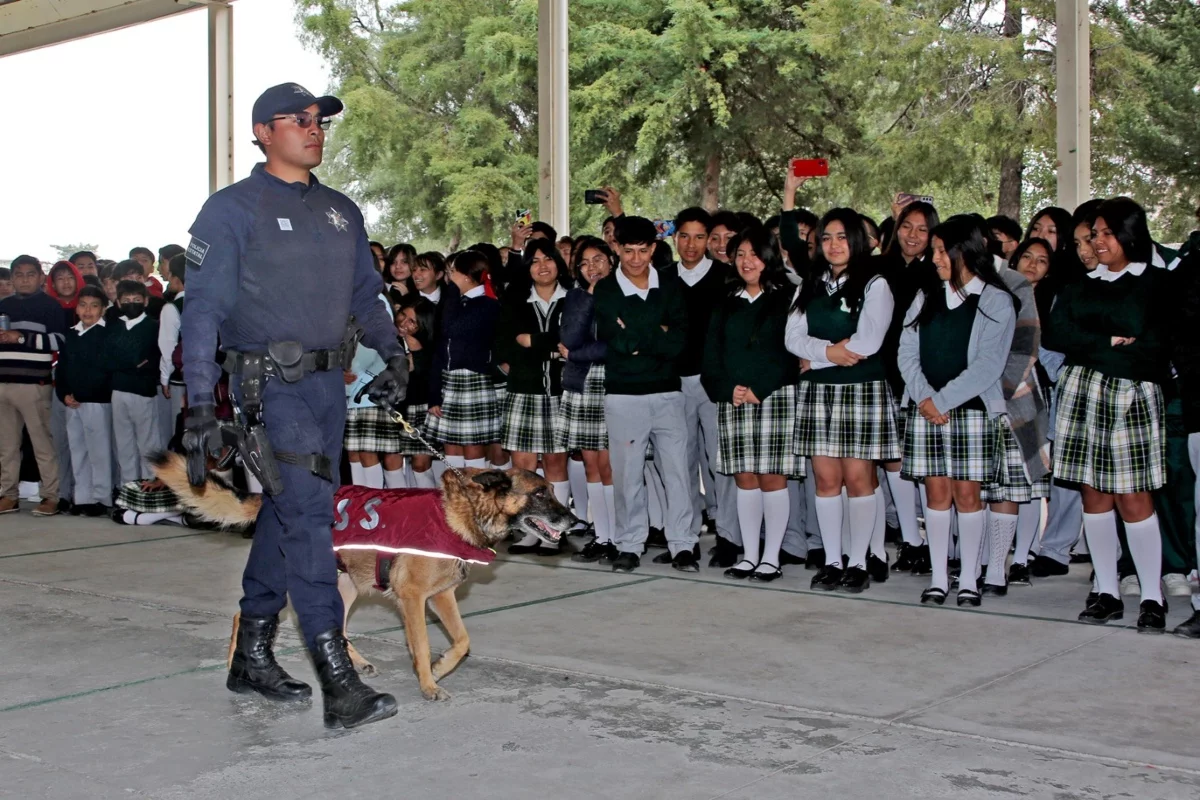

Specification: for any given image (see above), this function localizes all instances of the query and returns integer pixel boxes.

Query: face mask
[120,302,145,319]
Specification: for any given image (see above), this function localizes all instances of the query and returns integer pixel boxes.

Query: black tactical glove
[181,404,222,487]
[357,355,409,409]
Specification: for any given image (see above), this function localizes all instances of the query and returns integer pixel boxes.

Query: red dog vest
[332,486,495,590]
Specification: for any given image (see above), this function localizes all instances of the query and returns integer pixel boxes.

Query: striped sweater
[0,290,68,384]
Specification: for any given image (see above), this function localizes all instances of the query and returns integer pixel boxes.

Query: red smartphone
[790,158,829,178]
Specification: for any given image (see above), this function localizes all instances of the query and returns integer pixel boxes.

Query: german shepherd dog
[153,453,575,701]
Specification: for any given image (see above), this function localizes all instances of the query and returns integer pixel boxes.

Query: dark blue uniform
[182,163,399,648]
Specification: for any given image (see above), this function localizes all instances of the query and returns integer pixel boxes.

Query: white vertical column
[1056,0,1090,210]
[537,0,569,235]
[208,3,234,193]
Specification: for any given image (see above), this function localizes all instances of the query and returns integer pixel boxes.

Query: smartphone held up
[790,158,829,178]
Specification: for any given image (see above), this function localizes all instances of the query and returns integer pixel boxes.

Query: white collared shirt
[422,286,443,304]
[945,275,985,309]
[784,273,895,368]
[677,257,713,287]
[529,283,568,313]
[736,287,764,304]
[1087,262,1148,282]
[73,318,106,334]
[462,285,486,299]
[122,313,148,330]
[616,266,659,300]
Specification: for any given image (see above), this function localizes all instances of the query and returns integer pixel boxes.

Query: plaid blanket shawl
[998,266,1051,482]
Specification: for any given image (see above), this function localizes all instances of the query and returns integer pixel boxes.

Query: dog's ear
[471,470,512,492]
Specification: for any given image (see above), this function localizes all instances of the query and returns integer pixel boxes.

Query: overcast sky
[0,0,330,263]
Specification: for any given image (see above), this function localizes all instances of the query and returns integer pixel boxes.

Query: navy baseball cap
[251,83,344,126]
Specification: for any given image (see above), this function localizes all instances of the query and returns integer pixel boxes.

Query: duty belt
[222,347,343,377]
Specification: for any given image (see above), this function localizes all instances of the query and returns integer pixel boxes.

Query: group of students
[0,245,190,524]
[348,174,1200,638]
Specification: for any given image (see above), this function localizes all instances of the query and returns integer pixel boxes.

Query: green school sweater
[593,270,688,395]
[701,289,797,404]
[103,315,161,398]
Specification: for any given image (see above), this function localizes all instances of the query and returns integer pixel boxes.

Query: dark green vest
[801,281,886,385]
[919,294,983,410]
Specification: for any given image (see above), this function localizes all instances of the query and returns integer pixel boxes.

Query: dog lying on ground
[153,453,574,700]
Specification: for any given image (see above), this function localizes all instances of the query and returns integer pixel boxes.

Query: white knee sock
[130,510,182,526]
[846,494,876,570]
[985,511,1018,587]
[885,469,922,546]
[1083,511,1120,597]
[349,461,366,486]
[815,495,843,566]
[758,488,789,571]
[383,468,407,490]
[957,510,986,593]
[587,483,611,543]
[604,484,617,542]
[1013,501,1041,565]
[466,458,487,470]
[445,455,466,469]
[870,485,887,559]
[490,457,513,470]
[736,488,764,565]
[361,463,384,489]
[551,480,570,506]
[925,507,952,592]
[1125,514,1164,604]
[413,469,437,489]
[568,458,588,520]
[841,488,851,559]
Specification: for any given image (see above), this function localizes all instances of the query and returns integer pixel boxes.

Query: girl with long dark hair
[498,238,572,555]
[898,214,1016,607]
[383,243,418,304]
[704,227,803,582]
[1044,197,1175,631]
[556,236,618,562]
[786,208,898,593]
[394,294,438,487]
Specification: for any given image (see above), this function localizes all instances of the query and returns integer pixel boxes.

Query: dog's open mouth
[526,516,563,542]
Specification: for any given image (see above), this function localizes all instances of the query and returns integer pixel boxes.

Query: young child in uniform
[104,279,164,484]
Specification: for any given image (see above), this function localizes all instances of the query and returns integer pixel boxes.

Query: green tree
[49,243,99,261]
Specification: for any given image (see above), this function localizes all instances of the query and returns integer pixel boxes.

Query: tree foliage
[49,243,100,261]
[295,0,1197,245]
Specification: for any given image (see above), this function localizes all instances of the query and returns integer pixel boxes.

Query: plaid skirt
[502,392,564,454]
[552,365,608,451]
[1053,365,1165,494]
[901,405,995,482]
[423,369,500,446]
[793,379,900,461]
[344,406,402,453]
[397,403,431,456]
[717,384,805,478]
[982,414,1052,503]
[116,481,183,513]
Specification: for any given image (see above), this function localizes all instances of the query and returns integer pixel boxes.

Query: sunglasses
[270,111,332,130]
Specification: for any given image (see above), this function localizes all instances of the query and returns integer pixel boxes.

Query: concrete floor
[2,514,1200,799]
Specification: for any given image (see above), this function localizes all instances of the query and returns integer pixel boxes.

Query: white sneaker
[1162,573,1192,597]
[1120,575,1141,596]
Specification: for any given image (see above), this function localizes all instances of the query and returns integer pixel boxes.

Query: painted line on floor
[0,662,225,714]
[0,530,217,561]
[359,575,662,636]
[490,556,1152,631]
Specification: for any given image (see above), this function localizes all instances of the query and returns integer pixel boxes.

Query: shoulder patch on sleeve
[186,237,210,267]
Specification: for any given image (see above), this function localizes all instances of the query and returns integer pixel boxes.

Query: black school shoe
[646,527,668,549]
[1007,562,1032,586]
[956,589,982,607]
[779,550,805,566]
[708,534,742,568]
[892,542,917,572]
[804,548,826,571]
[749,563,783,583]
[724,559,757,580]
[1136,599,1168,634]
[837,566,870,593]
[671,549,700,573]
[572,540,618,563]
[981,582,1008,597]
[1030,554,1070,577]
[811,564,843,591]
[611,552,640,573]
[867,553,889,584]
[909,545,932,576]
[1078,593,1123,624]
[1172,611,1200,638]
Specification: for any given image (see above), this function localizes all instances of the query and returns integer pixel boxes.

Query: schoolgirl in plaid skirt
[395,294,439,488]
[704,227,801,582]
[344,292,404,489]
[1043,197,1175,631]
[497,239,573,554]
[785,207,897,594]
[425,251,502,466]
[898,215,1015,608]
[557,237,620,563]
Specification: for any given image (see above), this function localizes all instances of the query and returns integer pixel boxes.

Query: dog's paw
[421,684,451,702]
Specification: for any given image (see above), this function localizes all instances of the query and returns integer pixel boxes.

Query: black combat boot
[226,615,313,701]
[310,629,399,729]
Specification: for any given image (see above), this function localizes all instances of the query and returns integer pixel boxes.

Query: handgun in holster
[229,361,285,496]
[341,316,365,371]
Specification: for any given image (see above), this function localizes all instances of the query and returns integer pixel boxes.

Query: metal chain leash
[378,403,467,482]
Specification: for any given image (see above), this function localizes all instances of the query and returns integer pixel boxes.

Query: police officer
[180,83,408,729]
